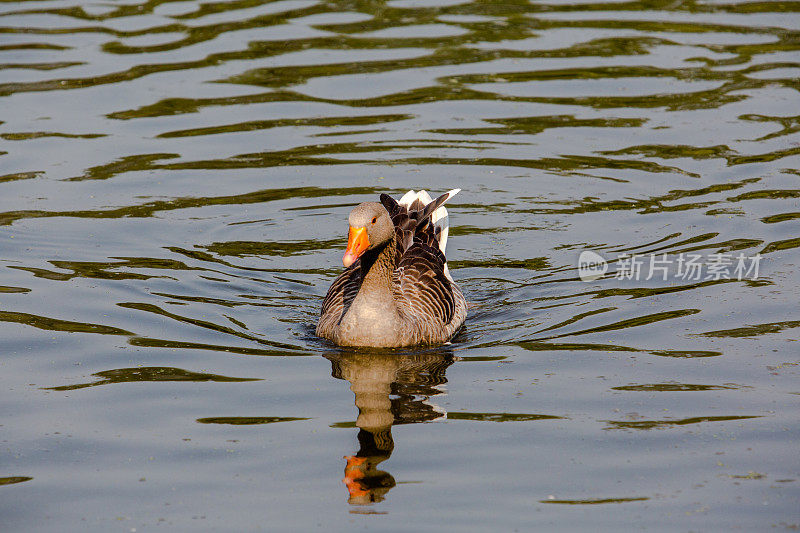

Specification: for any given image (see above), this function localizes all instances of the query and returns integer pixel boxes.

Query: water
[1,0,799,530]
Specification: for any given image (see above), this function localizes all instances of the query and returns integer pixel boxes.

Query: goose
[317,189,466,348]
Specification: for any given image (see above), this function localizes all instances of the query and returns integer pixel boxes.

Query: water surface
[1,0,799,530]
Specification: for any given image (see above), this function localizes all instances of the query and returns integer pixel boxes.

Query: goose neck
[359,236,396,291]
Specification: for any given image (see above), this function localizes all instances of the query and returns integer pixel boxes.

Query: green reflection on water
[0,171,42,183]
[158,114,414,138]
[604,415,762,430]
[127,336,311,356]
[196,416,311,425]
[0,476,33,487]
[447,412,562,422]
[0,286,31,294]
[0,310,132,336]
[698,320,800,338]
[541,496,649,505]
[204,239,342,257]
[44,367,261,391]
[539,309,700,340]
[611,383,741,391]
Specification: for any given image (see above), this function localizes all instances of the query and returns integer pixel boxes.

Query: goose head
[343,202,394,267]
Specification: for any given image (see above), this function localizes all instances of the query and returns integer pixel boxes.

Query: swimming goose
[317,189,466,348]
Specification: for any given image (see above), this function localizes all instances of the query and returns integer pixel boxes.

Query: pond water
[1,0,799,530]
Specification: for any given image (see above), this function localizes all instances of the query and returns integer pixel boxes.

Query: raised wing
[379,189,458,263]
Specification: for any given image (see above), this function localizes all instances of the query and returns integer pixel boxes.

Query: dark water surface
[1,0,799,530]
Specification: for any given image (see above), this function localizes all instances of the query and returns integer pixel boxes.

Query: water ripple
[1,0,798,527]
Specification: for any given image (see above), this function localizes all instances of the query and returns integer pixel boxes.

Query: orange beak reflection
[343,226,370,267]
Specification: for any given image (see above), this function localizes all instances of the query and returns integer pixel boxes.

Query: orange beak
[343,226,370,267]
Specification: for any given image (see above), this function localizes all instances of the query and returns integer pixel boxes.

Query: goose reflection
[326,350,454,505]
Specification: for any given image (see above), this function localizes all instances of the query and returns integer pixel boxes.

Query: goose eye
[371,217,377,224]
